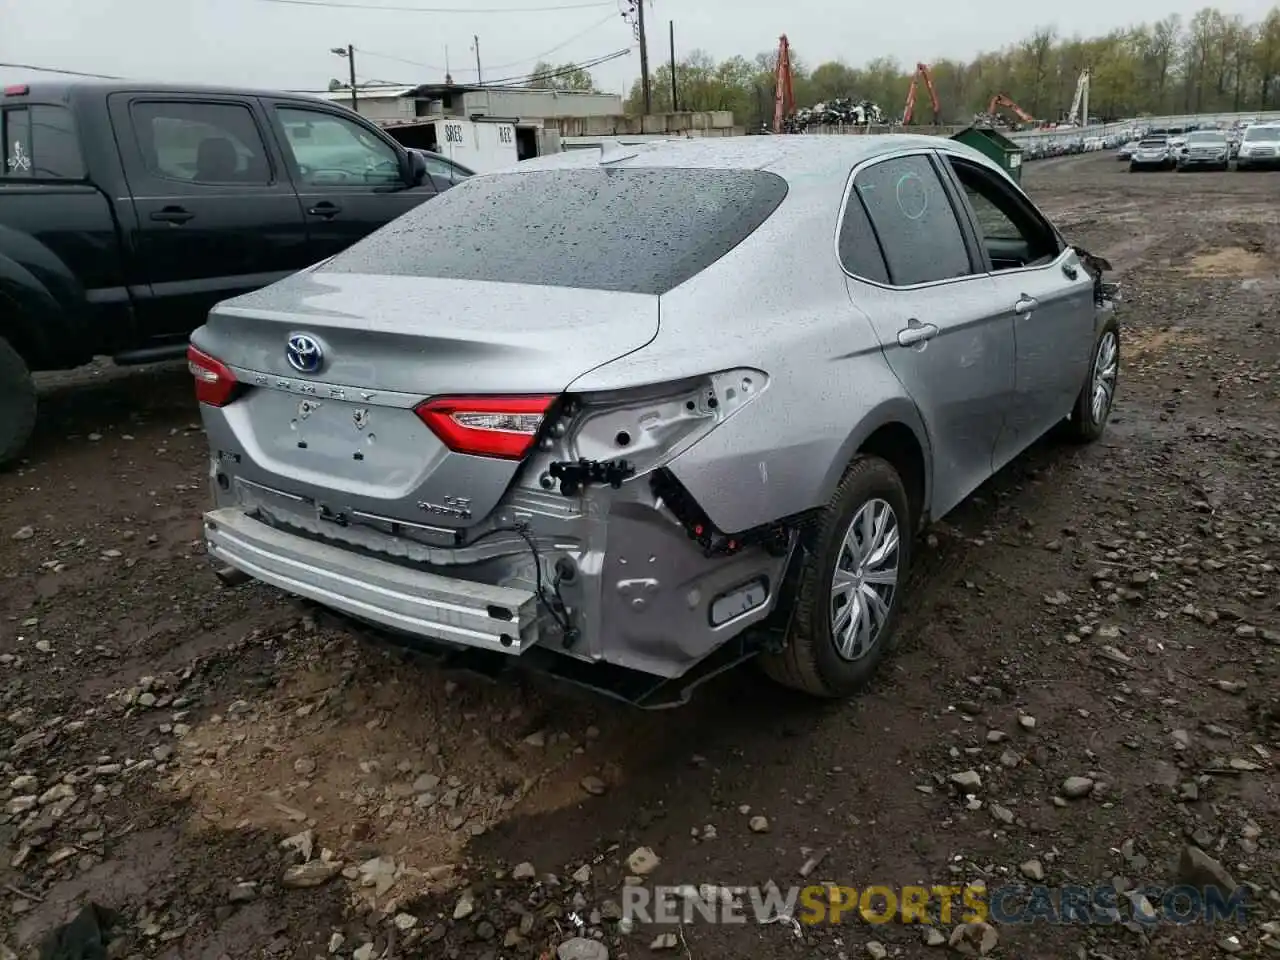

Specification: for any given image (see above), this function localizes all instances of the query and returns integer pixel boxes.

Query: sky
[3,0,1279,99]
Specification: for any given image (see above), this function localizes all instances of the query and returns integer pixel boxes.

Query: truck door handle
[897,319,938,347]
[150,206,194,224]
[1014,295,1039,315]
[307,202,341,219]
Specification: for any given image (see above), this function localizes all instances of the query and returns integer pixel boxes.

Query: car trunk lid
[192,271,659,532]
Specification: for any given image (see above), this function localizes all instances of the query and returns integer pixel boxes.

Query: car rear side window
[1,104,85,179]
[852,155,972,287]
[320,167,789,296]
[130,101,272,185]
[837,192,890,284]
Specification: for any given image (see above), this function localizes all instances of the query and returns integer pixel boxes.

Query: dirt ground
[2,152,1278,960]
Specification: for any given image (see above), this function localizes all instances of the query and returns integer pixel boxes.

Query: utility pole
[636,0,651,114]
[473,35,482,84]
[668,20,677,112]
[331,45,358,113]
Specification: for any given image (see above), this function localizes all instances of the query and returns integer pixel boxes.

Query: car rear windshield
[1139,138,1167,146]
[1244,126,1279,141]
[320,167,790,295]
[1187,132,1226,142]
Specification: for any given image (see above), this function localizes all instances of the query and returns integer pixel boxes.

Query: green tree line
[616,6,1280,125]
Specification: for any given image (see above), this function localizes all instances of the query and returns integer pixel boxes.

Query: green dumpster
[951,124,1024,183]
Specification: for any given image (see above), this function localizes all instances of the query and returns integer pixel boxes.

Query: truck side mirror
[405,150,428,186]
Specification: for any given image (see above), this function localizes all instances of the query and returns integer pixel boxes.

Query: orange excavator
[772,34,795,133]
[901,62,940,125]
[987,93,1036,127]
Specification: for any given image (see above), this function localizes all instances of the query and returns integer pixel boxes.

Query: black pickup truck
[0,80,444,464]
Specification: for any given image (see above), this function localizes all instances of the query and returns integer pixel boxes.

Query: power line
[0,61,128,80]
[478,48,629,87]
[359,9,620,75]
[293,47,628,92]
[257,0,613,12]
[358,50,447,72]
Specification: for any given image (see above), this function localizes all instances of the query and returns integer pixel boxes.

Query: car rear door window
[852,155,972,287]
[131,101,272,184]
[837,191,890,284]
[2,104,85,179]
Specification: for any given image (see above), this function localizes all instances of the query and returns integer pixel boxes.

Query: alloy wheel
[1091,331,1118,424]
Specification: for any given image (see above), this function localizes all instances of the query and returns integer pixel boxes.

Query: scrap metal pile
[972,111,1021,130]
[782,98,886,131]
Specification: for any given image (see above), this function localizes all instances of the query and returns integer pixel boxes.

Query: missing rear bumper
[204,507,539,653]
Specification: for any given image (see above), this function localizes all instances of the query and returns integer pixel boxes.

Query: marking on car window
[7,140,30,173]
[895,171,928,221]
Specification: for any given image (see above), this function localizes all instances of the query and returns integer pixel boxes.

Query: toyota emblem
[286,334,324,374]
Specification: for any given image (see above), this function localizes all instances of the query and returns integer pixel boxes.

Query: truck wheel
[0,335,37,467]
[760,456,912,698]
[1063,317,1120,444]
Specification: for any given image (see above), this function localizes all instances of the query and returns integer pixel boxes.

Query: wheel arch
[823,398,934,531]
[0,259,59,367]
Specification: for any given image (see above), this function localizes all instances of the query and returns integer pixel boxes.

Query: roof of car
[7,79,333,106]
[509,133,1002,180]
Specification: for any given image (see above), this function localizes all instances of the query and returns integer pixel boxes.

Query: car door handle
[149,206,194,224]
[1062,262,1079,280]
[897,319,938,347]
[307,202,341,219]
[1014,295,1039,315]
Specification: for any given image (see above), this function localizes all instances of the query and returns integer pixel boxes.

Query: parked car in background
[0,80,438,466]
[406,147,475,190]
[1117,139,1140,160]
[189,136,1118,707]
[1129,135,1176,171]
[1176,129,1230,171]
[1235,123,1280,170]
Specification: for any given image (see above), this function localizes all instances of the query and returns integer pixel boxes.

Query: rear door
[939,153,1095,461]
[108,94,311,342]
[838,151,1015,520]
[266,101,436,260]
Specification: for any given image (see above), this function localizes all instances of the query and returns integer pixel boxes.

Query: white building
[312,83,624,160]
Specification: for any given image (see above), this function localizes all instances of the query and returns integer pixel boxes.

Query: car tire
[1063,316,1120,444]
[0,334,37,468]
[760,455,912,699]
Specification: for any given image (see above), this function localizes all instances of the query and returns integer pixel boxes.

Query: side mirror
[406,150,428,186]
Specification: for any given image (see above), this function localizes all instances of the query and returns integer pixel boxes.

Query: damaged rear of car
[191,137,1119,707]
[191,159,802,705]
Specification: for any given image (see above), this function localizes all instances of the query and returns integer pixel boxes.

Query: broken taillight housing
[415,395,554,460]
[187,345,240,407]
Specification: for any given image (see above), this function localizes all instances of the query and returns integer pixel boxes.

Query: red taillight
[415,395,554,460]
[3,85,28,97]
[187,345,239,407]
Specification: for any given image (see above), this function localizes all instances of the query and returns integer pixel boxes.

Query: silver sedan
[188,135,1119,706]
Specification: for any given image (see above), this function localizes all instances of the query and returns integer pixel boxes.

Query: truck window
[1,104,86,179]
[275,107,401,187]
[130,101,272,185]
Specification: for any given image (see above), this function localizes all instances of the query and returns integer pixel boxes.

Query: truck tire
[0,335,37,467]
[760,455,912,698]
